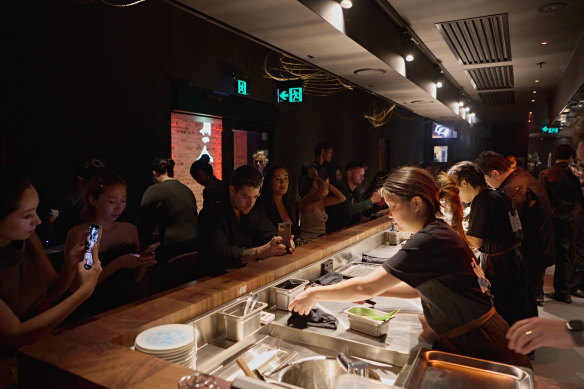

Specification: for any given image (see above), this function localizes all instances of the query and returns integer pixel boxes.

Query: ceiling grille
[478,91,515,105]
[466,66,514,90]
[436,14,511,65]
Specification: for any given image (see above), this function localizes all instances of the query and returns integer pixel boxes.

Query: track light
[340,0,352,9]
[436,81,443,88]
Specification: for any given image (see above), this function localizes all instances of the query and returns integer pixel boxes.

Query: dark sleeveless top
[84,243,143,316]
[0,235,49,321]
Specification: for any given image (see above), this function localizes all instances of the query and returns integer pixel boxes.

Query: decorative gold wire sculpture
[263,52,353,96]
[363,103,397,128]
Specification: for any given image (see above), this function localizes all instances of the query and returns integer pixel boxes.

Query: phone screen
[83,224,100,269]
[278,221,292,248]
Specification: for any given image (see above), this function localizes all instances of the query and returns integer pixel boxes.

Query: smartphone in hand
[278,221,292,248]
[83,224,101,269]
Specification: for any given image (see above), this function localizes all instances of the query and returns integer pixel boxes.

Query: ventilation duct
[478,91,515,105]
[466,65,514,90]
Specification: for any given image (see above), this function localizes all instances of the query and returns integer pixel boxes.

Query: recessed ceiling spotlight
[537,2,567,13]
[541,41,548,45]
[458,101,464,107]
[531,99,536,102]
[405,54,414,62]
[532,90,537,94]
[528,120,531,123]
[529,111,533,115]
[353,68,387,75]
[535,80,540,83]
[436,81,443,88]
[340,0,353,9]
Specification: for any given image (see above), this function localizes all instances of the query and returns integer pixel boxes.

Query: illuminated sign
[432,122,457,138]
[276,80,303,103]
[541,125,558,134]
[233,74,249,95]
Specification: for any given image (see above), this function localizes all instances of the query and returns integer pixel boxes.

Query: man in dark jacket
[477,151,555,311]
[198,165,293,277]
[325,161,382,233]
[539,144,584,303]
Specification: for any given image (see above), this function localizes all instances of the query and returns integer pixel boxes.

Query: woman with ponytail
[290,166,530,367]
[139,158,199,287]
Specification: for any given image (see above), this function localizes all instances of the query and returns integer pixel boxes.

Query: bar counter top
[16,218,392,389]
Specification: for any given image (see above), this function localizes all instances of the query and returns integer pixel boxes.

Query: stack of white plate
[135,324,197,369]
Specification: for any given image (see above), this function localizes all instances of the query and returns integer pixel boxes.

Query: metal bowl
[280,358,380,389]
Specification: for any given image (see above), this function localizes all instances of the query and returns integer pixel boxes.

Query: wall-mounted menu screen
[432,122,457,138]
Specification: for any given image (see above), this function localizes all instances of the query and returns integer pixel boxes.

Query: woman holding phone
[259,164,300,237]
[290,167,530,367]
[65,169,157,316]
[0,168,101,350]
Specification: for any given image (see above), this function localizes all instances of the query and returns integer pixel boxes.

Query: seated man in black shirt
[198,165,294,276]
[326,161,382,233]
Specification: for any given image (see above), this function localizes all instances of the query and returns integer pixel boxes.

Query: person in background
[325,161,382,233]
[0,168,101,351]
[448,161,530,326]
[539,144,584,303]
[506,155,518,169]
[298,141,334,193]
[190,154,228,209]
[258,164,300,238]
[289,167,530,367]
[139,158,199,264]
[298,167,345,240]
[66,170,156,316]
[507,317,583,355]
[50,159,106,245]
[476,151,554,313]
[571,121,584,297]
[362,170,389,219]
[331,166,344,186]
[252,150,268,175]
[198,166,294,276]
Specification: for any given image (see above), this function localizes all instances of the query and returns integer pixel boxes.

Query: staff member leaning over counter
[289,166,531,368]
[197,165,295,277]
[0,168,101,351]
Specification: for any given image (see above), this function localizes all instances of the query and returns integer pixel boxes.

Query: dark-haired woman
[448,161,531,325]
[139,158,199,287]
[290,166,530,367]
[66,170,155,316]
[190,154,228,209]
[1,168,101,350]
[258,164,300,237]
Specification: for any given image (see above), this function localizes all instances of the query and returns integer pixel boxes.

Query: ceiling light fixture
[531,99,536,102]
[404,36,415,62]
[436,81,443,88]
[340,0,353,9]
[537,2,567,13]
[529,111,533,115]
[535,80,540,83]
[458,101,464,107]
[532,90,537,94]
[541,41,548,45]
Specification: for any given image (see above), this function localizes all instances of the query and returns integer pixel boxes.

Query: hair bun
[168,159,175,168]
[199,155,211,164]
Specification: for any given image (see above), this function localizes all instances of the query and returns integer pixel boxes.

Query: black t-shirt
[382,219,493,335]
[467,188,521,253]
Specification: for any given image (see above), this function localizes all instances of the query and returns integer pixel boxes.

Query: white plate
[135,324,195,352]
[135,341,194,356]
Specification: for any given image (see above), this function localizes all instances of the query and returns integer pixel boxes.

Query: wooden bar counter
[15,219,392,389]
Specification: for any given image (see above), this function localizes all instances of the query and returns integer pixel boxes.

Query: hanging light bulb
[340,0,353,8]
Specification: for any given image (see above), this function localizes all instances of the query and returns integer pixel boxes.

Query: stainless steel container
[219,301,267,341]
[346,307,392,337]
[273,279,308,310]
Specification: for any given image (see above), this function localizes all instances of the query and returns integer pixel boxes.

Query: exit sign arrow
[279,90,288,101]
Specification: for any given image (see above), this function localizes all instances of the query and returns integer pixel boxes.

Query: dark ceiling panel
[436,14,511,65]
[466,65,514,90]
[478,90,515,105]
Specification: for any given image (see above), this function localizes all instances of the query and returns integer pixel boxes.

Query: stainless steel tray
[404,349,534,389]
[338,262,380,278]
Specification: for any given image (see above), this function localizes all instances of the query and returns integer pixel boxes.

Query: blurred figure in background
[362,170,389,219]
[298,141,334,193]
[190,154,227,209]
[252,150,268,175]
[539,144,584,303]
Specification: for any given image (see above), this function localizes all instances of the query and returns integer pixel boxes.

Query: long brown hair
[436,172,469,245]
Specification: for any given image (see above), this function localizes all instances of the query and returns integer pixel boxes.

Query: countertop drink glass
[178,372,217,389]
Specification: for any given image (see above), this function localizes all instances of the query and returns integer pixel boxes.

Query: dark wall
[1,0,433,222]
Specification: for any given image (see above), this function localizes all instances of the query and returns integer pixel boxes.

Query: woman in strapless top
[299,168,345,241]
[66,170,158,316]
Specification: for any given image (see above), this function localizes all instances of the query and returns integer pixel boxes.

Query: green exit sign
[233,74,249,95]
[277,87,303,103]
[541,125,558,134]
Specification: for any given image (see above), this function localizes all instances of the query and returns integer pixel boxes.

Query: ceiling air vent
[478,91,515,105]
[436,14,511,65]
[466,66,514,90]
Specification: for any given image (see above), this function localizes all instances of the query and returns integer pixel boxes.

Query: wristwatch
[566,320,584,346]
